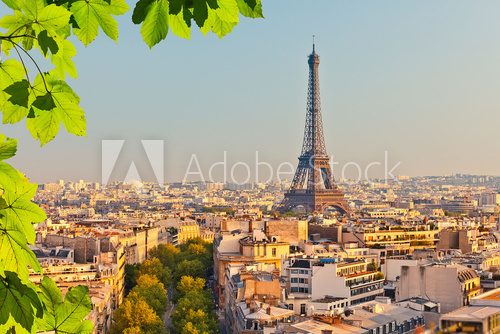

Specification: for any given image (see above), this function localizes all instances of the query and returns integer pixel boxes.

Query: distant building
[437,229,479,254]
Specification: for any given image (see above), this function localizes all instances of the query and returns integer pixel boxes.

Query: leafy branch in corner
[0,0,263,333]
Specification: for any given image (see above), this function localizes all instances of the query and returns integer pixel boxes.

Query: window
[288,304,293,310]
[291,269,298,274]
[291,287,299,292]
[300,304,306,315]
[291,278,298,283]
[272,248,277,256]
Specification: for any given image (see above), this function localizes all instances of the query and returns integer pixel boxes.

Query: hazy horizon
[3,0,500,183]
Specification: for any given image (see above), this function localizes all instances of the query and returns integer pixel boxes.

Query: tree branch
[0,34,36,40]
[11,41,50,93]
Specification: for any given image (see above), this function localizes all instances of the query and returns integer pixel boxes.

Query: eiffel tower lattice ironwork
[280,42,349,214]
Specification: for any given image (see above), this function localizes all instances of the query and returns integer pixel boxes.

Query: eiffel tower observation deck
[281,42,349,215]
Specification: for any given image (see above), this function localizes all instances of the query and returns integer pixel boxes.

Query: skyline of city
[2,0,500,183]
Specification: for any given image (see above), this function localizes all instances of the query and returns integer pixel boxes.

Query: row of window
[288,303,307,314]
[291,277,309,284]
[290,269,309,275]
[290,287,309,293]
[367,318,424,334]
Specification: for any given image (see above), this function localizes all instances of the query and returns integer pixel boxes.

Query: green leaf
[108,0,129,15]
[193,0,208,27]
[0,135,17,161]
[26,108,61,145]
[20,0,46,21]
[182,6,193,27]
[0,99,28,124]
[37,277,93,334]
[207,14,237,38]
[169,12,190,39]
[32,93,57,111]
[0,271,43,333]
[36,4,72,33]
[132,0,154,24]
[0,59,26,91]
[169,0,183,15]
[71,0,120,45]
[38,30,59,56]
[0,59,29,124]
[206,0,218,10]
[1,0,22,10]
[27,74,86,145]
[236,0,263,18]
[4,80,30,108]
[0,11,33,49]
[214,0,239,23]
[140,0,169,48]
[243,0,256,9]
[0,169,46,244]
[201,0,239,37]
[51,39,78,79]
[0,207,42,279]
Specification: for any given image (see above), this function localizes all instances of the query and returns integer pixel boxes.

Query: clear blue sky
[3,0,500,183]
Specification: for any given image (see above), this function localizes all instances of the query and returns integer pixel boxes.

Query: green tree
[172,291,218,334]
[149,243,180,271]
[179,309,212,334]
[0,0,263,332]
[139,257,172,289]
[174,275,205,302]
[112,296,166,334]
[187,243,206,256]
[177,275,205,297]
[125,263,140,295]
[130,274,168,316]
[179,239,213,268]
[176,259,205,279]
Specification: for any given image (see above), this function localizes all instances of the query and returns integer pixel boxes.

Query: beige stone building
[265,219,308,247]
[440,288,500,333]
[437,229,478,254]
[343,226,440,249]
[224,269,293,333]
[214,229,290,308]
[396,262,481,313]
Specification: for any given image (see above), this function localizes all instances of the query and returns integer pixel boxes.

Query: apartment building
[283,258,385,315]
[440,288,500,333]
[214,229,290,308]
[396,262,481,313]
[343,226,440,249]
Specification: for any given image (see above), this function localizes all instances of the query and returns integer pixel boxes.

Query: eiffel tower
[281,42,349,214]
